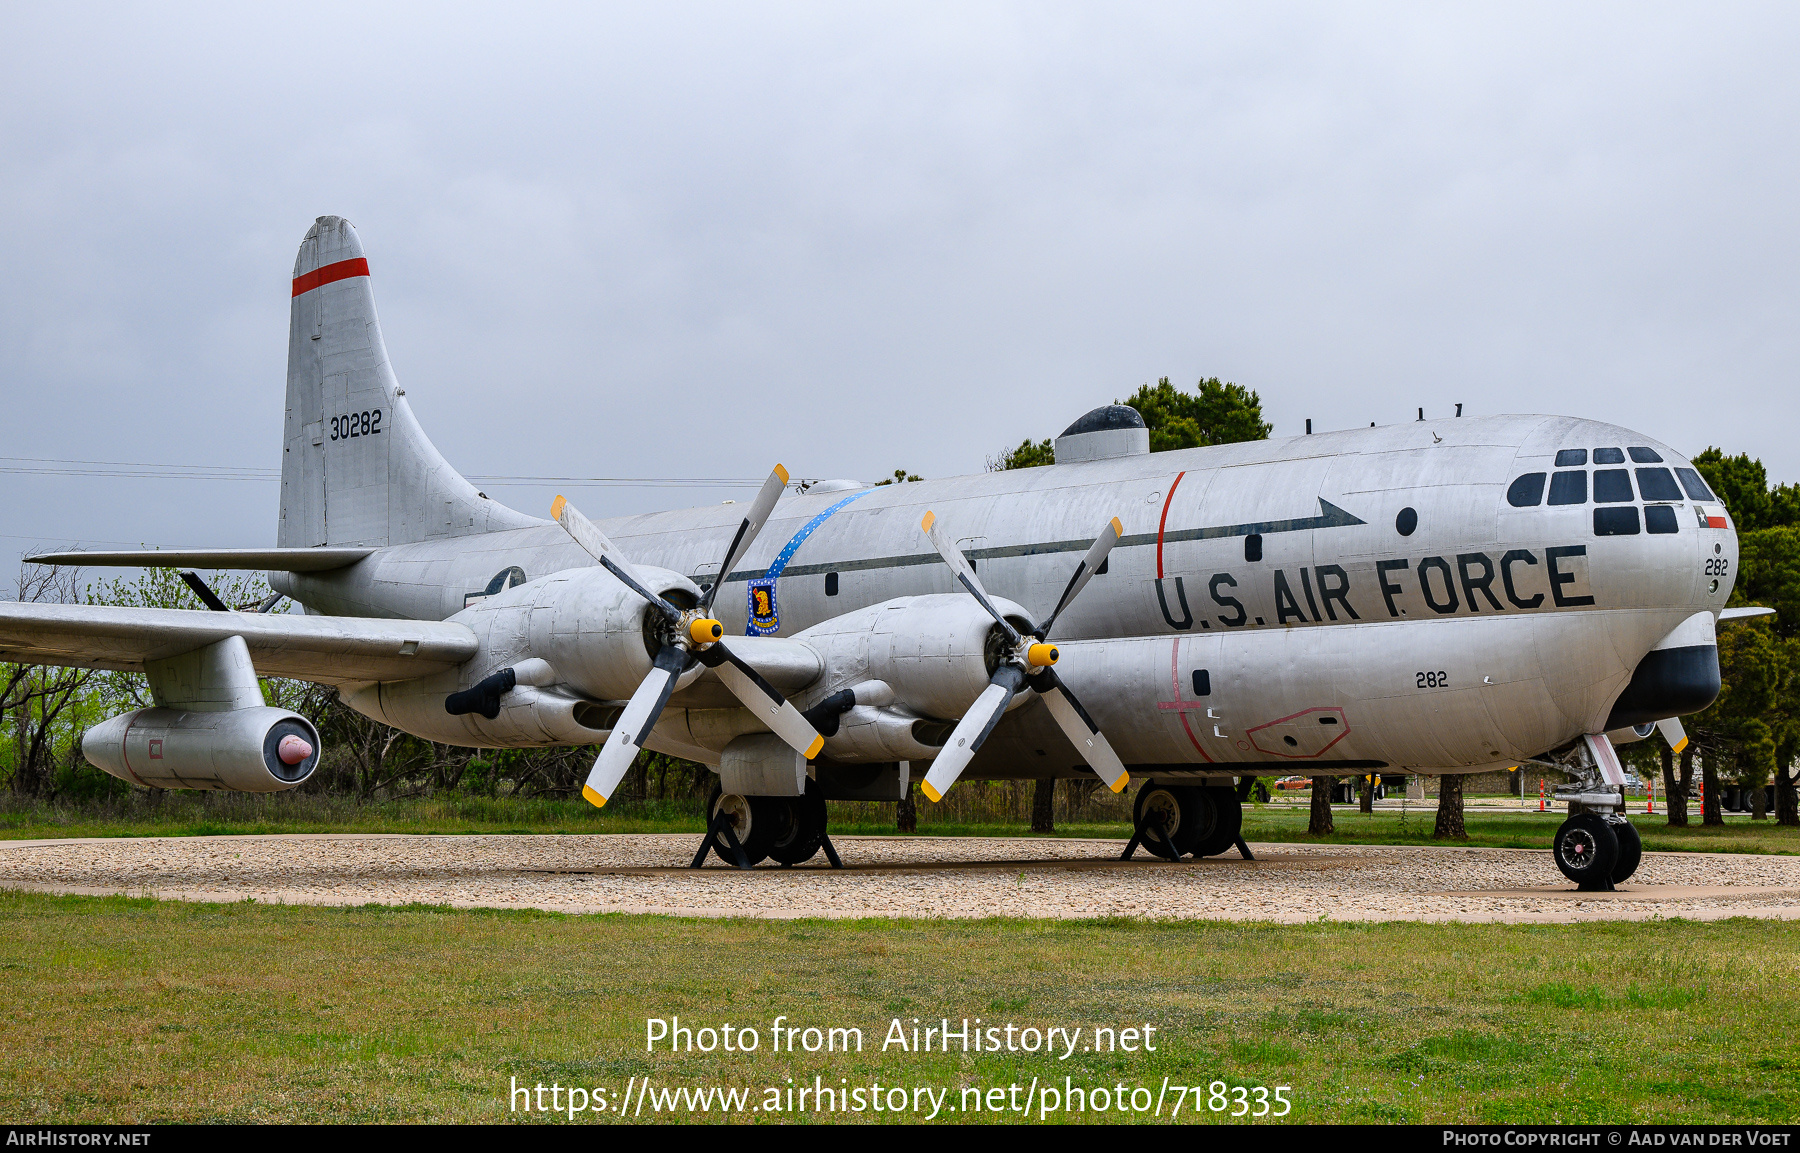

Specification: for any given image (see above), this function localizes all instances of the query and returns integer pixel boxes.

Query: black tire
[1553,813,1619,890]
[1610,818,1642,884]
[1133,784,1196,859]
[705,785,774,866]
[1191,786,1243,857]
[768,785,827,866]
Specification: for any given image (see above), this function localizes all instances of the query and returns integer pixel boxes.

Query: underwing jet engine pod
[551,466,826,808]
[912,510,1130,802]
[82,635,321,791]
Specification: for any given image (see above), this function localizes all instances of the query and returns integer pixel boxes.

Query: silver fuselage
[275,412,1733,780]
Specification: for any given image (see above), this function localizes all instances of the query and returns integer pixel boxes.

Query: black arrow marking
[722,499,1366,583]
[1142,498,1366,546]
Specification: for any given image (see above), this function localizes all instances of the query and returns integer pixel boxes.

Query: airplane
[1,215,1769,891]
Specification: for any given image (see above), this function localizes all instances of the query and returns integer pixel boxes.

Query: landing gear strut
[691,783,843,870]
[1544,734,1642,891]
[1122,782,1254,862]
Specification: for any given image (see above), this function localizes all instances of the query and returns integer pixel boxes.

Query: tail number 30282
[1416,670,1448,689]
[330,409,382,441]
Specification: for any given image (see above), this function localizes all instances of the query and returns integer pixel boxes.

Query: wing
[0,602,475,684]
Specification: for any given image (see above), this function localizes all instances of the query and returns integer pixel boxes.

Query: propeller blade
[699,641,826,760]
[1656,716,1690,754]
[1028,669,1129,793]
[579,645,687,808]
[919,665,1026,801]
[553,495,682,621]
[1038,517,1123,639]
[699,464,790,614]
[920,510,1021,645]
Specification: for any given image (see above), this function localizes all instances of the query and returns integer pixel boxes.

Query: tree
[1117,377,1272,452]
[1434,774,1467,839]
[1693,449,1800,534]
[988,439,1054,472]
[1686,452,1800,825]
[987,374,1271,473]
[896,782,918,833]
[1661,742,1687,826]
[1308,776,1334,834]
[1030,778,1055,833]
[875,469,923,486]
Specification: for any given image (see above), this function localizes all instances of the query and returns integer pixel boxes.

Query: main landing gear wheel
[1553,813,1619,892]
[706,785,774,866]
[1610,818,1642,885]
[1192,786,1244,858]
[1133,785,1194,860]
[768,784,828,866]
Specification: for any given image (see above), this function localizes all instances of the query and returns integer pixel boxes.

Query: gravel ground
[3,834,1799,923]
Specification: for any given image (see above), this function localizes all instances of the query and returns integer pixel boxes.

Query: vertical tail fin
[280,216,540,548]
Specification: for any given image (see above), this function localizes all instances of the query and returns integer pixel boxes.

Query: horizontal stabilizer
[1719,606,1777,623]
[25,548,374,573]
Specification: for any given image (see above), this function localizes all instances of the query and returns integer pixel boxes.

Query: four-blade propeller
[553,464,824,808]
[916,510,1129,802]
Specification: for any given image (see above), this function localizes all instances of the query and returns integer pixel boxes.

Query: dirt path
[3,833,1798,922]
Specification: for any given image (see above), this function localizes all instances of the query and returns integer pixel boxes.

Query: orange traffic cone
[1537,779,1545,813]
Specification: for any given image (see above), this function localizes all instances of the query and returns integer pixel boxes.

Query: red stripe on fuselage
[1155,471,1186,579]
[291,257,370,297]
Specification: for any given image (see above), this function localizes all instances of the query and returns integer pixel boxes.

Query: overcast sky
[3,3,1797,565]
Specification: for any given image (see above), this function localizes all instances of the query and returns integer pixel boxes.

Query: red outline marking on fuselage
[1244,706,1351,759]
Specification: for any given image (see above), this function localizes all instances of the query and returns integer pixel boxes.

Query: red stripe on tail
[292,257,370,297]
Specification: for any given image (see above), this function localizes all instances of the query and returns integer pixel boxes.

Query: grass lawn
[4,792,1798,857]
[0,892,1791,1124]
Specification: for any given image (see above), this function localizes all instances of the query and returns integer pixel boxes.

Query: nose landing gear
[1545,734,1644,891]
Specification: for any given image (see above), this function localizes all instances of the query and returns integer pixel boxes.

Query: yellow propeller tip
[551,495,567,520]
[920,510,935,532]
[773,464,789,484]
[581,784,606,809]
[1109,774,1129,794]
[1109,517,1123,535]
[805,735,825,759]
[1674,737,1690,753]
[919,781,942,803]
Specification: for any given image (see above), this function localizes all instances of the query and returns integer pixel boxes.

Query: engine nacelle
[347,565,703,746]
[460,564,703,701]
[793,593,1035,722]
[83,706,322,792]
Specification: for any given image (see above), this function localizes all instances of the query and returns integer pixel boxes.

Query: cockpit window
[1593,469,1633,503]
[1628,446,1663,463]
[1644,505,1679,534]
[1676,467,1716,502]
[1635,467,1682,502]
[1593,447,1626,465]
[1594,506,1640,535]
[1507,473,1546,507]
[1555,449,1587,467]
[1548,470,1587,505]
